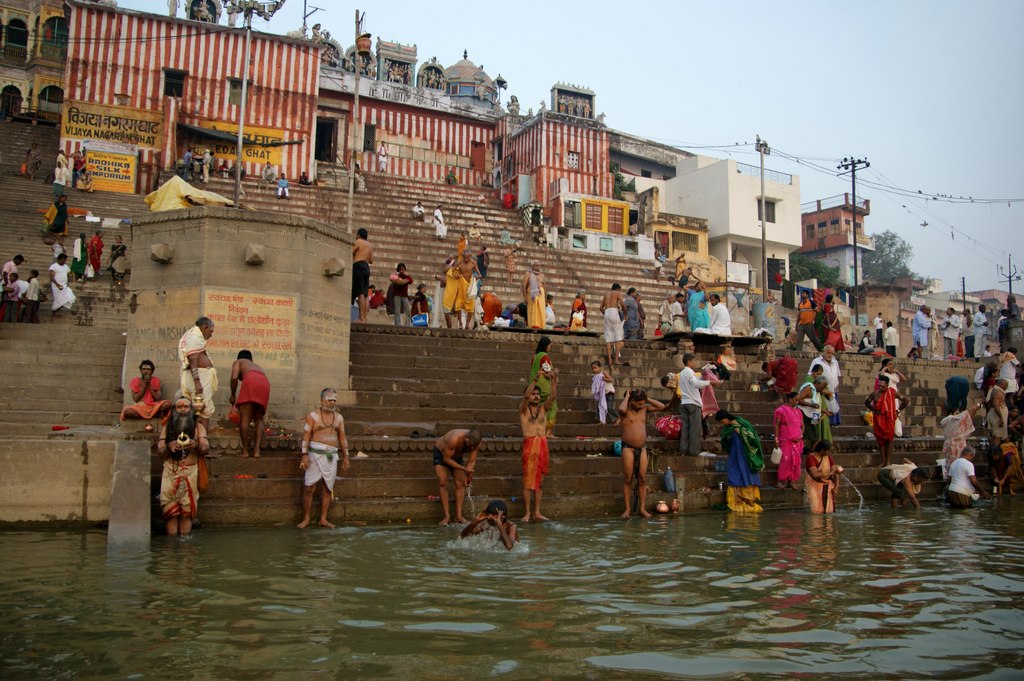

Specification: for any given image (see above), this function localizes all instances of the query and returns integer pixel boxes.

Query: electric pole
[837,156,869,328]
[998,255,1021,296]
[756,135,770,301]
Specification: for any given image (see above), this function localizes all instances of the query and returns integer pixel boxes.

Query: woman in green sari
[529,336,558,436]
[70,232,88,282]
[715,409,765,512]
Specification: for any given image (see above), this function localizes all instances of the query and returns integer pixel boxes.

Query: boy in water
[460,499,519,550]
[618,388,670,518]
[591,360,618,425]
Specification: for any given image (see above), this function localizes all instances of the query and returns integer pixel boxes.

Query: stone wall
[0,439,116,523]
[127,208,355,423]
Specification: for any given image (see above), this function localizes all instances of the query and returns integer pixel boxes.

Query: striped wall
[343,96,495,186]
[500,116,614,209]
[62,2,320,190]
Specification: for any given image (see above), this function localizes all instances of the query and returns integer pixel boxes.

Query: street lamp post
[224,1,287,208]
[755,135,770,300]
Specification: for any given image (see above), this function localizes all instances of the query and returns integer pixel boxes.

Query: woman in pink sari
[941,401,982,477]
[773,392,804,489]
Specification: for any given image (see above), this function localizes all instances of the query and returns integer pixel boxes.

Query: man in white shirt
[694,293,731,335]
[940,307,962,358]
[810,345,842,424]
[433,204,447,240]
[973,304,989,360]
[998,347,1020,401]
[947,446,990,508]
[677,353,710,455]
[874,313,884,348]
[883,321,898,357]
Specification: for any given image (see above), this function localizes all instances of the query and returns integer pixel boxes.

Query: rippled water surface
[3,502,1024,680]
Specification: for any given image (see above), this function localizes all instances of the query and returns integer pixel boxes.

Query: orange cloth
[521,435,550,491]
[481,292,502,323]
[797,299,816,325]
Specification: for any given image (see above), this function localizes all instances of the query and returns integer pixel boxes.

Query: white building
[661,155,802,292]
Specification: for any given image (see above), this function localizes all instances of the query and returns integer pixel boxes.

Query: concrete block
[150,242,174,263]
[244,243,266,266]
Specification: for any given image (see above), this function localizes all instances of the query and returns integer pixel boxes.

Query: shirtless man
[519,375,557,523]
[432,428,483,525]
[298,388,350,528]
[600,283,627,367]
[178,316,217,429]
[460,499,519,550]
[228,350,270,459]
[618,388,669,518]
[352,228,374,323]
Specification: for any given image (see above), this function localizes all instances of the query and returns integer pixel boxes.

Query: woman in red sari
[87,230,104,278]
[822,294,846,351]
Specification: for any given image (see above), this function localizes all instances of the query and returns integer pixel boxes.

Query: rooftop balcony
[735,161,793,186]
[801,193,870,216]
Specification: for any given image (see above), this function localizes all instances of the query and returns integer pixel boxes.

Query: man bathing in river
[158,396,210,537]
[460,499,519,549]
[520,374,557,523]
[618,388,670,518]
[433,428,483,525]
[298,388,350,528]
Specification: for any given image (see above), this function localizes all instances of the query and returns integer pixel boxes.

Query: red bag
[227,405,240,424]
[655,415,682,440]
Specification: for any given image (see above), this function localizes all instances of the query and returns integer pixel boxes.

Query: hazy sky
[123,1,1023,291]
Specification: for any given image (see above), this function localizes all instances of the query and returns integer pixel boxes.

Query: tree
[789,252,840,288]
[861,230,916,283]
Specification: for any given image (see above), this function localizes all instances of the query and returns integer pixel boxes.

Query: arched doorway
[40,16,68,59]
[37,85,62,117]
[5,19,27,59]
[0,85,22,119]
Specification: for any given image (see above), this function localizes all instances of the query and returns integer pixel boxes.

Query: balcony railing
[2,44,27,62]
[801,193,870,215]
[736,161,793,186]
[38,42,67,61]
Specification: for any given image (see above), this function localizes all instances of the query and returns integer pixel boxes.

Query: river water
[2,502,1023,680]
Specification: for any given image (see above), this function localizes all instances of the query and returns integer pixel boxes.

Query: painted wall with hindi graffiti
[126,208,354,424]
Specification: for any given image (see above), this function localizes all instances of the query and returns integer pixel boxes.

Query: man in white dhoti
[178,317,218,428]
[48,253,75,318]
[693,293,732,335]
[433,204,447,240]
[298,388,350,528]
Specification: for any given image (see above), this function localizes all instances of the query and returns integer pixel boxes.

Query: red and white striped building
[62,1,320,191]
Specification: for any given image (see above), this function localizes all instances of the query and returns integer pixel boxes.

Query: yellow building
[640,186,725,283]
[0,0,66,120]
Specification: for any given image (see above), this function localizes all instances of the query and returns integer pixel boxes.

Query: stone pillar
[126,208,355,426]
[107,440,152,546]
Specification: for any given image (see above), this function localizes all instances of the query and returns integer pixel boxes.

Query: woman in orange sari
[805,439,842,513]
[822,294,846,351]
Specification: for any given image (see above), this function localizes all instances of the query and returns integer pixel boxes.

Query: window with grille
[566,151,579,169]
[756,200,777,224]
[164,69,187,97]
[672,232,699,254]
[363,124,376,152]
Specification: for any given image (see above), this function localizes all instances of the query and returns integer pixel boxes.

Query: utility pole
[998,255,1021,296]
[225,1,286,209]
[837,156,869,328]
[961,276,967,313]
[755,135,770,301]
[346,10,366,235]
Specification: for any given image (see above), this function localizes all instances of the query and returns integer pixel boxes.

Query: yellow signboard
[202,289,298,369]
[194,119,285,166]
[62,101,163,149]
[86,151,137,194]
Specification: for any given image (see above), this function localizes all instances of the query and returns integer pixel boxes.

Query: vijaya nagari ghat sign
[61,101,163,149]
